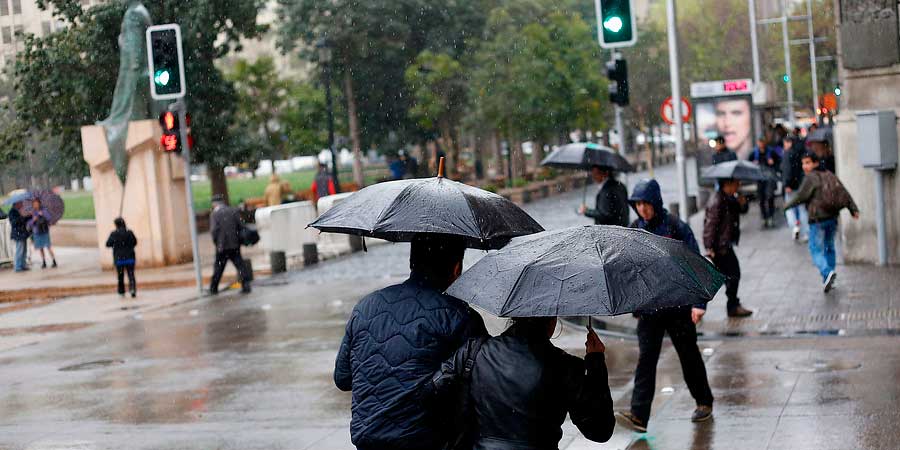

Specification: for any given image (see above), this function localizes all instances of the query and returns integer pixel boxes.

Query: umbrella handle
[437,157,445,178]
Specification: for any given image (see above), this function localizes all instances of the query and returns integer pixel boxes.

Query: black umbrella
[701,160,772,182]
[446,225,725,317]
[540,143,635,173]
[308,162,544,250]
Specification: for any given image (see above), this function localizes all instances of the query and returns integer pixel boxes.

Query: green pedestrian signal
[834,86,842,96]
[782,74,791,83]
[146,24,186,100]
[595,0,637,48]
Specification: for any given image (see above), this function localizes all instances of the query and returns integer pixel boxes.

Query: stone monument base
[82,120,193,269]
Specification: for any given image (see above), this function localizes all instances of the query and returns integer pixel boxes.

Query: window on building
[0,1,9,16]
[11,0,20,15]
[42,21,51,36]
[1,27,10,45]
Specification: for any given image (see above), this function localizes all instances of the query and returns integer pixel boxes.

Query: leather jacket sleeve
[566,353,615,443]
[703,196,723,253]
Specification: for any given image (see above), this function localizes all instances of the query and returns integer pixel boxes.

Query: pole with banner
[146,23,203,295]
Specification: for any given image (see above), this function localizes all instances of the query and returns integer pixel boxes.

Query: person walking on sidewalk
[209,195,251,295]
[783,153,860,292]
[425,318,615,449]
[105,217,138,298]
[578,165,629,226]
[749,138,782,228]
[782,135,808,241]
[616,179,715,433]
[334,236,487,450]
[711,136,737,165]
[27,198,57,269]
[703,178,753,317]
[8,201,31,272]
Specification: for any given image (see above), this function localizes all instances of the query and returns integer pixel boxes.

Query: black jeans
[116,264,136,295]
[758,180,776,220]
[712,247,742,311]
[210,248,250,292]
[631,307,714,424]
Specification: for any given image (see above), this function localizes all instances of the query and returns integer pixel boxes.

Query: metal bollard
[302,243,319,266]
[269,251,286,274]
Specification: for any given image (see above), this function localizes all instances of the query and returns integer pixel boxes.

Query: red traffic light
[161,134,179,152]
[159,111,178,131]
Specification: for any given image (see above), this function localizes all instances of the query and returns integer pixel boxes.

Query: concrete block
[254,201,318,254]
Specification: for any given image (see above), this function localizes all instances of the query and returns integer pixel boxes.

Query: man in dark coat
[703,178,752,317]
[334,236,487,450]
[579,165,629,226]
[711,135,737,165]
[8,201,31,272]
[209,195,251,294]
[616,179,714,433]
[782,134,808,240]
[749,138,782,228]
[105,217,138,298]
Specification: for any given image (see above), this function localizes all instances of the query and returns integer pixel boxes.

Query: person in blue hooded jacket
[334,235,487,450]
[615,179,714,433]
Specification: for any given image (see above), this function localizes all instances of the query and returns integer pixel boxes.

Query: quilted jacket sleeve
[334,312,355,392]
[567,352,615,443]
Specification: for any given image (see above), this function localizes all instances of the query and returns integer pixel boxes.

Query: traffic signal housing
[595,0,637,48]
[606,57,629,106]
[147,24,186,100]
[158,111,193,153]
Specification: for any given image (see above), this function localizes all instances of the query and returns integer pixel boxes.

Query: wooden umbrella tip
[438,157,445,178]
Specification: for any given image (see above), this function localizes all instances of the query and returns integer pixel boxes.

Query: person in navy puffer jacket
[335,235,487,450]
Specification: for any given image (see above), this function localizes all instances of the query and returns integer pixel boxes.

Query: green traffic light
[782,74,791,83]
[834,86,842,96]
[603,16,624,33]
[154,69,171,87]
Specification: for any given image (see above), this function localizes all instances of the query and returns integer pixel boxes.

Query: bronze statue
[98,0,154,184]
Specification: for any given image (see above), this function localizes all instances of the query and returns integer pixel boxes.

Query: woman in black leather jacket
[427,317,615,450]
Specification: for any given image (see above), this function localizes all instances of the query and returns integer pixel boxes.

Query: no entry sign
[660,96,692,125]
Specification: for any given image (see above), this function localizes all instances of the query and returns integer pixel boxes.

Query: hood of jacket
[628,179,665,220]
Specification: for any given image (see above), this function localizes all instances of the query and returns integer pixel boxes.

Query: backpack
[816,171,853,217]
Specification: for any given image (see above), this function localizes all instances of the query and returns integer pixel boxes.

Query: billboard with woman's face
[695,96,754,159]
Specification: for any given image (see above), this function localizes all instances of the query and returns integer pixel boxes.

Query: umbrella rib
[498,260,535,317]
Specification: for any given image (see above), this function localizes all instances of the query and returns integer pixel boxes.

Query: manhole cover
[776,359,861,373]
[59,359,125,372]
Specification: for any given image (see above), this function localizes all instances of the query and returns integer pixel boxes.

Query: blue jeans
[14,239,27,271]
[784,191,808,236]
[808,218,837,281]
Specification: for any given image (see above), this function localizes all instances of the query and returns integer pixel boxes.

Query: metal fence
[0,219,12,267]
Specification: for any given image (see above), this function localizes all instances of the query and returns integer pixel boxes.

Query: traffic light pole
[666,0,689,221]
[611,52,626,155]
[172,100,203,295]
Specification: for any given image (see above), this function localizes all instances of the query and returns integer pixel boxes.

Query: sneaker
[728,305,753,318]
[792,226,800,240]
[691,405,713,423]
[615,411,648,433]
[824,271,836,293]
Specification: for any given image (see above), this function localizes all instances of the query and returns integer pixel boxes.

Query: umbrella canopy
[701,160,772,182]
[446,225,725,317]
[2,190,32,207]
[308,177,544,250]
[540,143,634,172]
[22,190,66,224]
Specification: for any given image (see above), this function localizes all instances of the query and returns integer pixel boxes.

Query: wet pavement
[3,162,900,449]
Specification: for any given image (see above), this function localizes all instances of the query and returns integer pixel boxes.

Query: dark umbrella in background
[22,190,66,224]
[447,225,725,317]
[700,160,772,182]
[308,158,544,250]
[541,143,635,204]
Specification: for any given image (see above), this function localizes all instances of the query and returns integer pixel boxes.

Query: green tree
[227,57,291,161]
[4,0,266,204]
[280,82,337,157]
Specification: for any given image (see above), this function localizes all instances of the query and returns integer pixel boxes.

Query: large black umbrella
[540,143,635,172]
[701,160,772,182]
[446,225,725,317]
[308,172,544,250]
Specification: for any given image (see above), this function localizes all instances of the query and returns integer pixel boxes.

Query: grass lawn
[61,167,387,220]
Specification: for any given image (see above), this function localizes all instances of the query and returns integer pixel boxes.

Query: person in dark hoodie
[578,165,629,226]
[334,236,487,450]
[711,136,737,165]
[703,177,753,317]
[616,179,714,433]
[105,217,138,298]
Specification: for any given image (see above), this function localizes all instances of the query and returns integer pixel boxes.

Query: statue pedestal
[82,120,193,269]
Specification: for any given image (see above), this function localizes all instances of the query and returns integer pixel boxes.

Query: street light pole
[748,0,763,136]
[781,0,795,127]
[666,0,689,221]
[805,0,819,121]
[318,38,340,193]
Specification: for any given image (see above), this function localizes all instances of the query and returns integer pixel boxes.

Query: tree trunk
[439,120,459,178]
[532,138,545,169]
[343,71,365,188]
[208,163,229,207]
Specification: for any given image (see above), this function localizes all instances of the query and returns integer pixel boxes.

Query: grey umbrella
[701,160,772,182]
[446,225,725,317]
[308,164,544,250]
[540,143,635,172]
[2,191,32,207]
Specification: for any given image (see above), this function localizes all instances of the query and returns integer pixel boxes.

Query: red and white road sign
[660,96,692,125]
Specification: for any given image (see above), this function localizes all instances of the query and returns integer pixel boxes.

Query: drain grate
[776,359,862,373]
[59,359,125,372]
